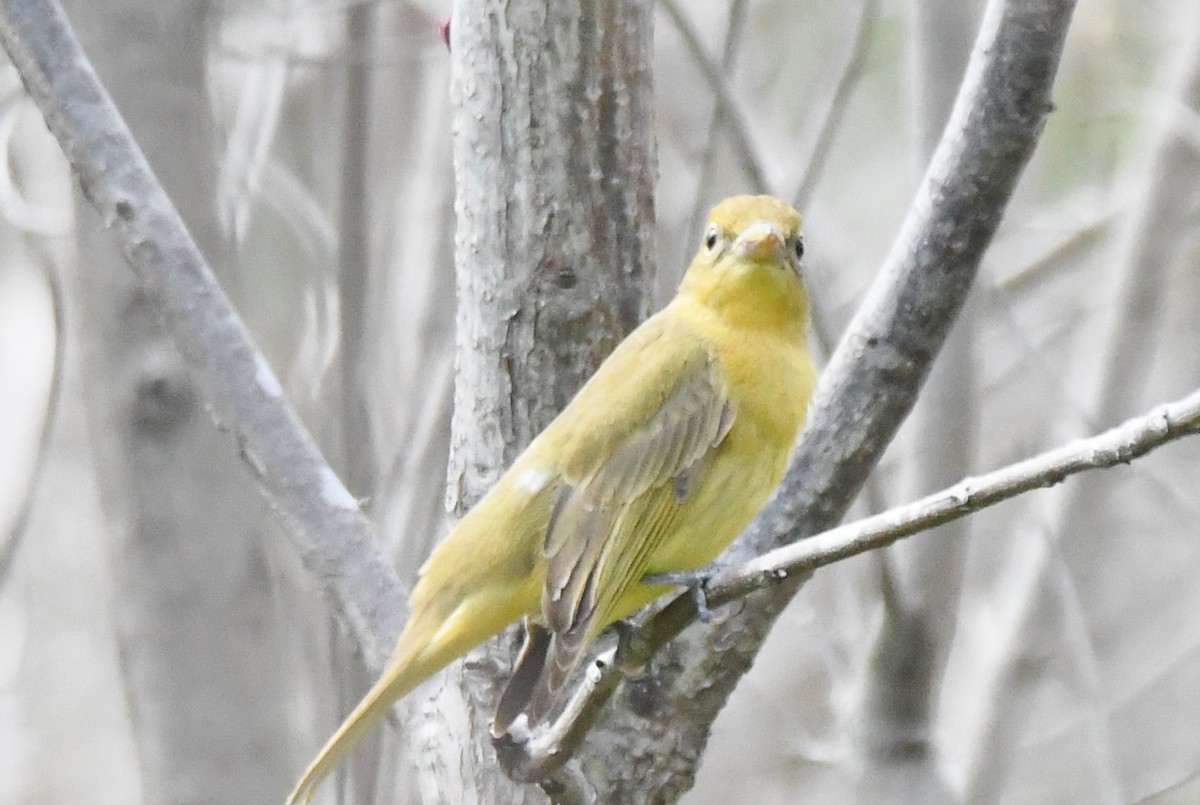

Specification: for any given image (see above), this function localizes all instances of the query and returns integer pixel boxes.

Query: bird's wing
[512,325,733,722]
[543,339,733,633]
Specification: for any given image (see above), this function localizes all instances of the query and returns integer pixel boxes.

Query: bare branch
[443,0,657,800]
[733,387,1200,582]
[748,0,1075,558]
[573,0,1079,794]
[684,0,750,239]
[0,0,406,668]
[501,383,1200,775]
[848,2,977,795]
[337,0,376,499]
[659,0,772,192]
[789,0,880,209]
[964,10,1200,797]
[0,0,1084,796]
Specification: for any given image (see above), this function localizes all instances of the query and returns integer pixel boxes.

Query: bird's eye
[793,236,805,261]
[704,226,719,251]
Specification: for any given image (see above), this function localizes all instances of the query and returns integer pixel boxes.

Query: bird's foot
[643,567,716,622]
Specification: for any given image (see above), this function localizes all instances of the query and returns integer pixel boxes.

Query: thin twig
[563,0,1079,788]
[790,0,880,209]
[965,12,1200,798]
[501,385,1200,776]
[0,0,406,668]
[659,0,771,192]
[685,0,750,238]
[732,388,1200,582]
[848,1,977,787]
[338,0,376,499]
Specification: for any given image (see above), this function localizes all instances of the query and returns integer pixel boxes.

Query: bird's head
[679,195,808,331]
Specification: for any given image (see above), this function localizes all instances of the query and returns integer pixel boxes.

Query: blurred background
[2,0,1199,802]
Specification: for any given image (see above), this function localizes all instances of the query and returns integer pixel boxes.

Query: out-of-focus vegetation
[2,1,1199,802]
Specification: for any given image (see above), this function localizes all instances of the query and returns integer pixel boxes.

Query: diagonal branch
[569,0,1079,798]
[684,0,750,239]
[0,0,1082,799]
[659,0,772,192]
[744,0,1075,560]
[789,0,880,209]
[501,382,1200,781]
[0,0,406,668]
[730,387,1200,583]
[965,11,1200,798]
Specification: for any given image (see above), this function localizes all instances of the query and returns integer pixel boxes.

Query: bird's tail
[494,623,588,732]
[286,638,436,805]
[286,584,531,804]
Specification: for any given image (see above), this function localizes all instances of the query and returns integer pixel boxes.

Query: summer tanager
[288,195,815,804]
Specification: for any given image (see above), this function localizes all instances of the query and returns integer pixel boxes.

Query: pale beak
[733,220,786,261]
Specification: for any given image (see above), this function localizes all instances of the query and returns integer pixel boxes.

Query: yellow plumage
[287,195,815,804]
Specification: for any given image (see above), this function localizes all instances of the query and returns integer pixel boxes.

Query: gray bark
[329,6,384,802]
[446,0,656,511]
[0,0,1096,801]
[426,0,657,801]
[574,0,1078,801]
[0,0,405,673]
[61,1,291,802]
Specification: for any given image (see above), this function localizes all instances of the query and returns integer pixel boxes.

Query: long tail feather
[286,642,436,805]
[287,584,531,804]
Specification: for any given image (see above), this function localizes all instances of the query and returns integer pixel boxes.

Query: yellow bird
[288,195,816,804]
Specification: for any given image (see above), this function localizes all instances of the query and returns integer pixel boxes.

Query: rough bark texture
[447,0,656,511]
[430,0,656,801]
[61,1,291,802]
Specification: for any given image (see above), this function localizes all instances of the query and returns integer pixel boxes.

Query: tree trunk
[412,0,657,800]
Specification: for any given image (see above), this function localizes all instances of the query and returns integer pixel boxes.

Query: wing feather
[516,334,734,721]
[542,347,731,635]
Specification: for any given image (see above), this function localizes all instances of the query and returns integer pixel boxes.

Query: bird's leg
[642,566,718,622]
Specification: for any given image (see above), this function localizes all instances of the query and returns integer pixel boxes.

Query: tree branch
[571,0,1079,798]
[847,2,977,797]
[337,0,377,500]
[747,0,1075,559]
[964,10,1200,797]
[440,1,658,801]
[659,0,772,193]
[0,0,1085,799]
[683,0,750,239]
[731,387,1200,582]
[501,383,1200,779]
[789,0,880,209]
[0,0,406,668]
